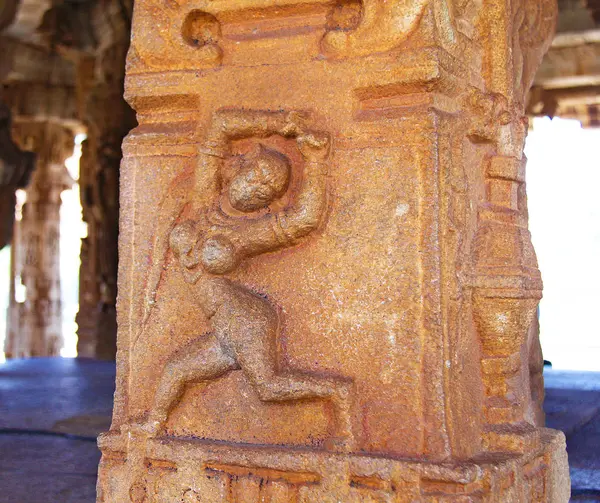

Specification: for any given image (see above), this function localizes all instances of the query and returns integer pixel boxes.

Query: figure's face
[228,145,291,212]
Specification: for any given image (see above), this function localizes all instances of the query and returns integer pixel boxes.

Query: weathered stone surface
[98,0,570,501]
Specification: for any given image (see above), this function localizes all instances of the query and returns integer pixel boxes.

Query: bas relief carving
[129,0,467,71]
[462,0,556,443]
[97,0,571,500]
[321,0,429,56]
[138,109,355,451]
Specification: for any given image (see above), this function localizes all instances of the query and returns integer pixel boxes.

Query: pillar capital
[11,120,76,169]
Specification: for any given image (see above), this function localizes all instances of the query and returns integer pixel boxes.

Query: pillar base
[98,428,569,502]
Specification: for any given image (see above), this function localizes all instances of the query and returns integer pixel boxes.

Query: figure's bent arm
[235,133,330,257]
[277,158,328,241]
[206,109,307,148]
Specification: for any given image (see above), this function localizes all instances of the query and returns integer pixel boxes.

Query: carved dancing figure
[139,109,355,451]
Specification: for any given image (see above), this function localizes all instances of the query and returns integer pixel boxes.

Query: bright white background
[526,117,600,371]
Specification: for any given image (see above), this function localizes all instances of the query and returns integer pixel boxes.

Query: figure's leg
[258,374,355,451]
[235,332,355,450]
[146,333,238,432]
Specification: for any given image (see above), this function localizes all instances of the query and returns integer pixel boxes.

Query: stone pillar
[0,102,35,250]
[75,86,130,359]
[75,13,136,360]
[5,121,74,358]
[98,1,570,501]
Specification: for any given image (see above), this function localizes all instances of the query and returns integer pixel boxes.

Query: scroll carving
[129,0,464,71]
[129,2,223,71]
[138,109,356,451]
[321,0,429,57]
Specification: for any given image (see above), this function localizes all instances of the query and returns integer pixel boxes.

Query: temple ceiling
[529,0,600,125]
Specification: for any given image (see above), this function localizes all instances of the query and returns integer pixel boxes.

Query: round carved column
[5,121,75,358]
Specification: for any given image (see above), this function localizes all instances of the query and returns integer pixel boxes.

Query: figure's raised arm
[235,132,331,258]
[206,109,308,148]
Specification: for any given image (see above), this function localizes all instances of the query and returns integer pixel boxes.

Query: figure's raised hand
[282,111,310,137]
[296,132,330,162]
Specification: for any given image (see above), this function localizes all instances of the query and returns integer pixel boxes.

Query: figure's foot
[124,417,165,438]
[140,419,164,437]
[330,382,357,452]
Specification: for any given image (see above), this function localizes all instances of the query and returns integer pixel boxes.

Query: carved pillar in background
[98,0,570,501]
[0,103,35,250]
[76,7,135,360]
[5,121,74,358]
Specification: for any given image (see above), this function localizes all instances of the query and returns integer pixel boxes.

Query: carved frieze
[134,109,356,453]
[127,0,491,72]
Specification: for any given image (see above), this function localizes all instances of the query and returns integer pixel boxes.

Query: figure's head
[228,144,291,212]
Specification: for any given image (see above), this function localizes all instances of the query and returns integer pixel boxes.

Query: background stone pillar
[0,103,35,251]
[75,75,134,360]
[75,1,136,360]
[98,0,570,501]
[4,121,74,358]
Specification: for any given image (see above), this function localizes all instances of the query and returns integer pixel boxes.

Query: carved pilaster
[464,0,559,456]
[5,120,74,359]
[98,1,569,501]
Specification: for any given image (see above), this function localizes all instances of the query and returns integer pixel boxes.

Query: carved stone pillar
[0,103,35,250]
[98,1,570,501]
[5,121,74,358]
[75,22,136,360]
[75,91,127,359]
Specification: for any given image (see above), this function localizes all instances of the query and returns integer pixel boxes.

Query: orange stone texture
[97,0,571,501]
